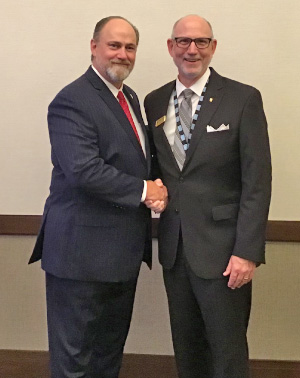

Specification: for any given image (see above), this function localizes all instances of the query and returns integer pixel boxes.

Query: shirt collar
[91,65,123,98]
[176,67,211,97]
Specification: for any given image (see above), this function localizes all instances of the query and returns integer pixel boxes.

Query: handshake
[144,179,168,214]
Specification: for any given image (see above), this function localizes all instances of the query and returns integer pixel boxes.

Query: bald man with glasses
[144,15,271,378]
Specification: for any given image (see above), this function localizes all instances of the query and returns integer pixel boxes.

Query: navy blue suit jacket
[29,66,152,282]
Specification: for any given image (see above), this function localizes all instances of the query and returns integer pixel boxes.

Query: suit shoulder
[49,73,94,110]
[145,81,175,103]
[214,75,263,109]
[54,74,89,97]
[222,75,261,97]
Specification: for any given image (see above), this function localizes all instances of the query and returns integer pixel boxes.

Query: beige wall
[0,0,300,218]
[1,236,299,360]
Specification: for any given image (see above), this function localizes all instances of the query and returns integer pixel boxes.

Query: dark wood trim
[266,221,300,242]
[250,359,300,378]
[0,350,50,378]
[0,215,42,235]
[0,215,300,242]
[0,350,299,378]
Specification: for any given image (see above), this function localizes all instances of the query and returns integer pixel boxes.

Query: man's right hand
[144,179,168,214]
[145,179,168,202]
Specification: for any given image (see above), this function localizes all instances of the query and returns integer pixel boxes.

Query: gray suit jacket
[29,66,152,282]
[145,68,271,279]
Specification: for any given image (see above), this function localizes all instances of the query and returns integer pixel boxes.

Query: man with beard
[29,16,167,377]
[144,15,271,378]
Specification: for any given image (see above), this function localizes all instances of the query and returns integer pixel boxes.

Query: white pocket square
[207,124,230,132]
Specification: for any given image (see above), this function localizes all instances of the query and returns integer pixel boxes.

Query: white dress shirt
[163,68,211,147]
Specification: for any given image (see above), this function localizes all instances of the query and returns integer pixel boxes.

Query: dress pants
[163,237,251,378]
[46,273,137,378]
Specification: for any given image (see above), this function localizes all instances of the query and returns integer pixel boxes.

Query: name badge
[155,115,166,127]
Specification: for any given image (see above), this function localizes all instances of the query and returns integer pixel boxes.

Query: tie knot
[182,89,194,100]
[117,91,126,103]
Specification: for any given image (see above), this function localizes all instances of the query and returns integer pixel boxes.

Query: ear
[211,39,217,55]
[167,38,174,57]
[90,39,97,58]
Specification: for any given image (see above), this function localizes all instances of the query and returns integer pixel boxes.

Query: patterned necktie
[173,89,194,170]
[117,91,141,144]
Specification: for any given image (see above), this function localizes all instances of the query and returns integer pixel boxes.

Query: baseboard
[0,350,50,378]
[0,350,299,378]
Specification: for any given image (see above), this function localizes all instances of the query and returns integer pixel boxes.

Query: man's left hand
[223,256,256,289]
[144,199,168,213]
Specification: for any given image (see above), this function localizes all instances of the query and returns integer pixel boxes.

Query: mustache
[110,59,131,66]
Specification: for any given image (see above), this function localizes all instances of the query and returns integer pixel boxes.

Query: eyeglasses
[174,37,213,49]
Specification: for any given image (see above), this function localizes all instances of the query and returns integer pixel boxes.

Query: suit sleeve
[232,89,272,263]
[48,90,144,208]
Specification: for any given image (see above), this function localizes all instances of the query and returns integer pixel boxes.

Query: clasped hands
[144,179,168,214]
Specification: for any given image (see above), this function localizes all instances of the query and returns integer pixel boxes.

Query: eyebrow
[107,41,137,46]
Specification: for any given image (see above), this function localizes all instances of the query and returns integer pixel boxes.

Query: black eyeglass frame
[173,37,213,49]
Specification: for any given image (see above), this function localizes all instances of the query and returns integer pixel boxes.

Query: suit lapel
[123,86,150,171]
[184,68,225,169]
[85,67,147,169]
[151,81,181,172]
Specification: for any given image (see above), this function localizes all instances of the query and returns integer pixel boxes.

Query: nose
[187,41,198,54]
[116,47,128,60]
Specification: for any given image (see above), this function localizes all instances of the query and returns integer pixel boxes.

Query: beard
[106,60,133,83]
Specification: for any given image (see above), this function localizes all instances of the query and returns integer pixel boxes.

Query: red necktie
[117,91,141,144]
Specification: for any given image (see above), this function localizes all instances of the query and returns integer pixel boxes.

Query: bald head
[167,14,217,87]
[171,15,214,39]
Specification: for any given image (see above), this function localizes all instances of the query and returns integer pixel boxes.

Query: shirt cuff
[141,180,147,202]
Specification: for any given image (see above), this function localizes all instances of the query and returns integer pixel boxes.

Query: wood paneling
[266,221,300,242]
[0,350,49,378]
[0,215,41,235]
[0,350,299,378]
[1,215,299,242]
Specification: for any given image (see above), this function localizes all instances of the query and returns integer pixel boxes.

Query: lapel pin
[209,97,214,102]
[155,115,166,127]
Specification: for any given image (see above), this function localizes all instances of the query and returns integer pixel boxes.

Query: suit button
[175,208,179,213]
[179,176,184,182]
